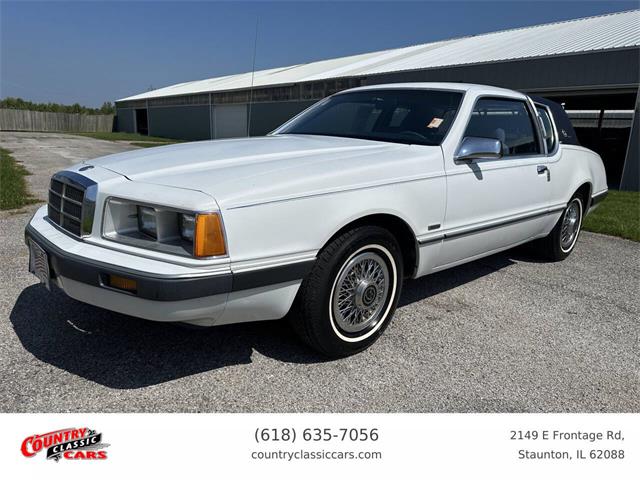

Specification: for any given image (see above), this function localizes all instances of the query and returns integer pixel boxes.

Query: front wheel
[290,226,403,358]
[536,194,584,261]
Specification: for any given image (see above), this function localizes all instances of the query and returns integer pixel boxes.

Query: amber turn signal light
[194,213,226,257]
[108,275,138,292]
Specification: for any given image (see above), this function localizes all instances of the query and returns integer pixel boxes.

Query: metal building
[116,10,640,190]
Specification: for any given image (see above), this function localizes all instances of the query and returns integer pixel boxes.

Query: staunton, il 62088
[25,83,607,357]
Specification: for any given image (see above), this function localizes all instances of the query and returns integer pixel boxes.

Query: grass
[583,190,639,242]
[0,147,40,210]
[130,141,176,148]
[71,132,181,143]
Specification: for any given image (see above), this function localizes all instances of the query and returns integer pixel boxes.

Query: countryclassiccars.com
[25,83,607,357]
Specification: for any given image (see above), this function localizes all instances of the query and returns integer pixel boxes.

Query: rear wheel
[290,226,403,358]
[537,194,584,261]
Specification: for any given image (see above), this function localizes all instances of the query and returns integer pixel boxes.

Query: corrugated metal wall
[116,50,639,140]
[248,101,315,136]
[362,49,639,92]
[116,99,315,140]
[149,105,210,140]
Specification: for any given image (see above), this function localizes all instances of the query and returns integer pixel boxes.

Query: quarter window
[464,98,541,157]
[536,106,556,153]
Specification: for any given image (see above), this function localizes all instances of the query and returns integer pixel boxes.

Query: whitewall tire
[290,226,403,357]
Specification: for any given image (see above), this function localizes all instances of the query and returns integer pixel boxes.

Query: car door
[533,101,565,210]
[435,95,551,269]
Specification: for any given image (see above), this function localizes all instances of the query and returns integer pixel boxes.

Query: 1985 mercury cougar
[26,83,607,357]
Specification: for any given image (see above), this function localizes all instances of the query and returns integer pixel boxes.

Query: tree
[0,97,115,115]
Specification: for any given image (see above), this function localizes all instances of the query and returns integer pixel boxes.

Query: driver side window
[464,98,541,158]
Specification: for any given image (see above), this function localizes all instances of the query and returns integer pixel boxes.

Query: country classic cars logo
[21,427,109,461]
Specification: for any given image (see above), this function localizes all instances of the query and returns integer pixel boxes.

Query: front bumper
[26,223,233,302]
[25,206,313,325]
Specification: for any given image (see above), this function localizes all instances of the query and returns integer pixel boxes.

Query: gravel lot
[1,132,638,413]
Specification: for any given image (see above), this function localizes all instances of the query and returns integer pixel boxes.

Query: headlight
[102,198,227,258]
[179,213,195,241]
[138,206,158,239]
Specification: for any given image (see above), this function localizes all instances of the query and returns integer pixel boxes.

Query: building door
[135,109,148,136]
[212,104,248,139]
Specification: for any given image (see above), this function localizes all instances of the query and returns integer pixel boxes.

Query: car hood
[86,134,440,208]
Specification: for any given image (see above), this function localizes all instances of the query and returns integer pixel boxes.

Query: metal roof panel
[119,10,640,102]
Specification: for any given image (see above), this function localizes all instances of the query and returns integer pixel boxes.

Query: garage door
[212,104,248,139]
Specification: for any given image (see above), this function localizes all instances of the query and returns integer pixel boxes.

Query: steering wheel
[400,130,428,141]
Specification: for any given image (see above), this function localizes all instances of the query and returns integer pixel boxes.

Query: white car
[25,83,607,357]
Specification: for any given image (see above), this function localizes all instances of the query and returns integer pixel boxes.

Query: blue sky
[1,1,637,106]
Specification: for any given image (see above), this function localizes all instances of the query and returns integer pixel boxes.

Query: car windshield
[275,89,463,146]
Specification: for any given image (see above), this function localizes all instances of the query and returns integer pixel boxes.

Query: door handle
[537,165,550,181]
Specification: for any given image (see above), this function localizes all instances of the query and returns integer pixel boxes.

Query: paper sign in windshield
[427,117,443,129]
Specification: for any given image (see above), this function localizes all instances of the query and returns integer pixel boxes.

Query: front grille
[51,179,64,194]
[47,176,87,237]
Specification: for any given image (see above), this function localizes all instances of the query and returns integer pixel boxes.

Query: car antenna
[247,16,259,137]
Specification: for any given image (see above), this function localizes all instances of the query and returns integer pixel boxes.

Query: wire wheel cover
[561,199,581,251]
[332,251,391,334]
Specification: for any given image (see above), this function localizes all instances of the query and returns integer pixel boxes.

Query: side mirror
[455,136,503,163]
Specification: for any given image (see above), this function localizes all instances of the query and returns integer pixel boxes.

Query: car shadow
[399,249,518,307]
[9,285,325,389]
[10,247,530,390]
